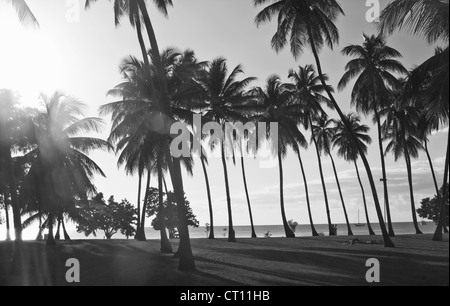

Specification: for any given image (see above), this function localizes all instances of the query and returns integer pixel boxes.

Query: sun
[0,6,64,108]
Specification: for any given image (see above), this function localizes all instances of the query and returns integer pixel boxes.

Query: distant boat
[355,209,366,227]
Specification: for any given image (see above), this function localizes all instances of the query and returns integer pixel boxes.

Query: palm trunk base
[228,228,237,242]
[6,230,11,241]
[251,232,257,239]
[136,228,147,241]
[368,227,376,236]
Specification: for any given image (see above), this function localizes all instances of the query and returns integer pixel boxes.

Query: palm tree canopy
[338,34,408,114]
[251,75,307,158]
[333,113,372,162]
[311,115,335,156]
[85,0,173,26]
[253,0,345,58]
[1,0,39,27]
[22,93,111,215]
[288,64,334,128]
[378,0,449,44]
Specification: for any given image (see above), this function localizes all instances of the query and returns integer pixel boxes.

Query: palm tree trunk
[158,167,173,254]
[201,157,215,239]
[433,138,449,241]
[3,190,11,241]
[296,150,319,236]
[135,17,150,68]
[62,218,71,240]
[405,150,423,234]
[424,141,448,232]
[55,217,61,240]
[6,152,22,241]
[329,153,353,236]
[135,170,143,239]
[306,24,394,247]
[168,157,196,270]
[46,213,56,246]
[138,0,195,270]
[241,156,257,238]
[36,209,44,241]
[354,160,376,236]
[310,116,335,236]
[137,171,151,241]
[278,151,295,238]
[374,108,396,237]
[221,139,236,242]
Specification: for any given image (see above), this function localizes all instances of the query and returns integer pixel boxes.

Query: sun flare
[0,6,63,108]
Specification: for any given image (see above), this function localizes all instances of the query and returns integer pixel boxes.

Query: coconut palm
[333,113,376,236]
[86,0,196,270]
[288,65,335,236]
[382,100,424,234]
[254,0,395,247]
[195,58,256,242]
[378,0,449,44]
[200,152,215,239]
[1,0,39,27]
[312,116,354,236]
[338,34,409,237]
[251,75,307,238]
[21,93,110,245]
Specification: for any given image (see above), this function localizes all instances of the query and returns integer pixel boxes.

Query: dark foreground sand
[0,234,448,286]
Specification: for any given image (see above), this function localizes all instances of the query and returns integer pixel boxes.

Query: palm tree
[312,116,354,236]
[200,152,215,239]
[196,58,256,242]
[22,93,110,245]
[377,0,449,241]
[2,0,39,27]
[382,100,424,234]
[288,65,335,236]
[86,0,196,271]
[251,75,307,238]
[254,0,396,247]
[378,0,449,44]
[338,34,409,237]
[333,113,377,236]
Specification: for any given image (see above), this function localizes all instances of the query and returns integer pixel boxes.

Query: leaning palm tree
[254,0,395,247]
[22,92,110,245]
[251,75,307,238]
[312,116,354,236]
[1,0,39,27]
[382,100,424,235]
[377,0,449,241]
[196,58,256,242]
[288,65,335,236]
[333,113,376,236]
[86,0,196,270]
[338,34,409,237]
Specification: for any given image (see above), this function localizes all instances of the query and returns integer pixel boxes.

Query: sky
[0,0,448,238]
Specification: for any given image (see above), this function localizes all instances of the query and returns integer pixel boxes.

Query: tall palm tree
[200,152,215,239]
[333,113,376,236]
[196,58,256,242]
[382,101,424,234]
[338,34,409,237]
[254,0,396,247]
[251,75,307,238]
[2,0,39,27]
[377,0,449,241]
[312,116,354,236]
[288,65,335,236]
[86,0,196,270]
[22,93,110,245]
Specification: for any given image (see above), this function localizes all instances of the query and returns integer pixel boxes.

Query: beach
[0,234,447,286]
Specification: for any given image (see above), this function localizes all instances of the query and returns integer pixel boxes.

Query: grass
[0,234,448,286]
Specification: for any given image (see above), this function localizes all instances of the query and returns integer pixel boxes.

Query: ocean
[62,222,437,240]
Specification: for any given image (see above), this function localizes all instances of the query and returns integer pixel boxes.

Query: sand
[0,234,448,286]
